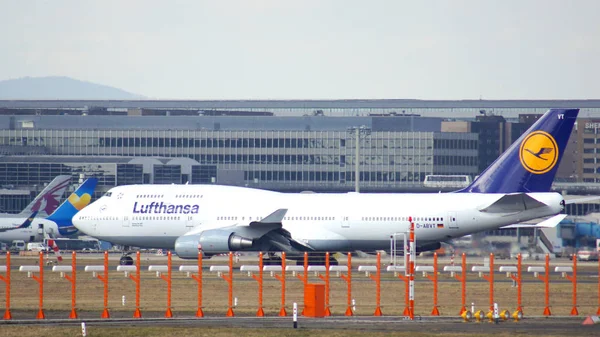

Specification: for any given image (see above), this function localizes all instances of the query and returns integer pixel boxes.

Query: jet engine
[175,229,254,259]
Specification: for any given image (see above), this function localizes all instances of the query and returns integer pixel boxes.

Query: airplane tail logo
[459,109,578,193]
[23,175,72,217]
[46,177,98,235]
[68,193,92,211]
[20,211,39,229]
[519,131,559,174]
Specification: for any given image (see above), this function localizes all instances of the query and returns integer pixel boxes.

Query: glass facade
[0,128,479,192]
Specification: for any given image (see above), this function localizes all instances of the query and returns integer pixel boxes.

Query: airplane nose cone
[72,207,93,235]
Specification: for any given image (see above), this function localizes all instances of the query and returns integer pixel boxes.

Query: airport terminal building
[0,99,600,213]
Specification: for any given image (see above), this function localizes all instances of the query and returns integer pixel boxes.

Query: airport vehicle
[9,240,26,252]
[0,178,98,244]
[26,242,46,252]
[72,109,578,265]
[0,175,71,218]
[576,249,599,261]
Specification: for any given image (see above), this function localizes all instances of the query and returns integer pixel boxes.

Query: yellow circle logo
[519,131,558,174]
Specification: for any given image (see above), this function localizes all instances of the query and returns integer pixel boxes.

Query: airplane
[0,175,71,218]
[0,211,39,233]
[72,109,578,266]
[0,178,98,244]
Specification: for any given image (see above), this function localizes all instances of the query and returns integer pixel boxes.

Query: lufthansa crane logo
[519,131,558,174]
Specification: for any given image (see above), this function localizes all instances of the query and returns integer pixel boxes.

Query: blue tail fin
[18,211,38,229]
[459,109,579,193]
[46,178,98,235]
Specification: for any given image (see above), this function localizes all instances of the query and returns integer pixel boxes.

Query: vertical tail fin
[46,178,98,235]
[19,175,72,217]
[459,108,579,193]
[18,211,38,229]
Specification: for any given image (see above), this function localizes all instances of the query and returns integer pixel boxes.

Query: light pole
[347,125,371,193]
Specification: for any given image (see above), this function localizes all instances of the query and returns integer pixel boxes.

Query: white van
[27,242,46,252]
[10,240,26,252]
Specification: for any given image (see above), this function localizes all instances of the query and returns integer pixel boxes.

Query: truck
[9,240,26,253]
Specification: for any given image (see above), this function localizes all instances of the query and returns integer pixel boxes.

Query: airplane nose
[72,207,93,235]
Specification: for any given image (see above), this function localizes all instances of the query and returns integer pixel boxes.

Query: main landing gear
[119,246,134,265]
[263,252,282,265]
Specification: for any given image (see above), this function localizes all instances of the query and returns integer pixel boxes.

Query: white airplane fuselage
[0,219,61,244]
[73,184,564,252]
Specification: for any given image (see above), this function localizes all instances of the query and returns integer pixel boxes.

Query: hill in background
[0,76,145,100]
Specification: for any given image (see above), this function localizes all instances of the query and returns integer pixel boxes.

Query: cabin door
[185,215,195,230]
[340,215,350,229]
[447,212,458,229]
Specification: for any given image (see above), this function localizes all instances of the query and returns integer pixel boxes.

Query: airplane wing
[249,208,288,226]
[501,213,567,229]
[478,193,548,213]
[245,209,315,252]
[180,208,315,255]
[0,211,38,233]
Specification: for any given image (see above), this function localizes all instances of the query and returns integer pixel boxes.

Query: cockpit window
[104,192,112,197]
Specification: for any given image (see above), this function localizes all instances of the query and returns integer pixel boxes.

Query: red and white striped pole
[408,217,415,320]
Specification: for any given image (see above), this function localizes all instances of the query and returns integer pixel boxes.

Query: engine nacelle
[174,229,254,259]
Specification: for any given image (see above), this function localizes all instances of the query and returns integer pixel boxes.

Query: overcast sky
[1,0,599,100]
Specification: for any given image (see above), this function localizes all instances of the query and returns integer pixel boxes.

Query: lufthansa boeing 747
[73,109,578,265]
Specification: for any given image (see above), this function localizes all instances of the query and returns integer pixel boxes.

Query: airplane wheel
[120,256,134,265]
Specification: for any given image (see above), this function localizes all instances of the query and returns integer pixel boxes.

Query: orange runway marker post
[270,252,287,317]
[223,252,235,317]
[155,251,173,318]
[563,254,578,316]
[68,252,77,319]
[84,251,110,318]
[317,252,331,316]
[367,252,383,316]
[0,251,11,320]
[250,252,265,317]
[340,253,353,316]
[530,254,551,316]
[297,252,308,316]
[474,253,495,313]
[26,252,46,319]
[195,252,204,317]
[18,253,47,319]
[118,251,142,318]
[542,253,551,316]
[508,253,523,314]
[53,251,78,319]
[421,252,440,316]
[132,251,142,318]
[460,253,467,315]
[100,251,110,318]
[444,253,468,315]
[180,251,204,317]
[35,252,45,319]
[296,252,309,286]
